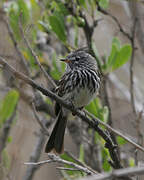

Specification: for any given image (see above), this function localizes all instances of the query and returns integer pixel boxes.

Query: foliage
[0,90,19,127]
[0,90,18,179]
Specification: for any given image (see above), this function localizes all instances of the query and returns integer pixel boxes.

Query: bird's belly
[72,87,95,108]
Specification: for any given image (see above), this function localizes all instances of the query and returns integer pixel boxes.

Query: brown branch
[0,109,16,160]
[22,130,46,180]
[129,18,137,115]
[18,17,56,89]
[79,165,144,180]
[65,150,97,174]
[85,110,144,153]
[3,18,30,75]
[24,153,95,175]
[96,2,132,41]
[34,92,56,118]
[31,102,49,136]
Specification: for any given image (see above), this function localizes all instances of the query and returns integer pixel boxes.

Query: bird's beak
[60,59,71,63]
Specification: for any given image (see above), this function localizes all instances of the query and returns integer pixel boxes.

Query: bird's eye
[75,56,80,61]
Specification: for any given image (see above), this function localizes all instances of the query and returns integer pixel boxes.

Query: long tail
[45,109,67,154]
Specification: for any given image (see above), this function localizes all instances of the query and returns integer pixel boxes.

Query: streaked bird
[45,49,101,154]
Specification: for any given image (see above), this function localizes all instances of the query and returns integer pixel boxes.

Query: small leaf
[9,0,30,40]
[106,44,118,70]
[129,158,135,167]
[117,136,127,146]
[111,44,132,71]
[7,136,13,143]
[112,37,121,50]
[75,17,85,27]
[17,0,30,25]
[79,144,84,163]
[0,90,19,127]
[45,98,52,105]
[102,148,111,171]
[22,49,38,69]
[91,41,102,68]
[48,13,67,42]
[86,100,98,117]
[9,7,20,39]
[57,2,69,16]
[38,21,50,32]
[2,149,11,169]
[61,153,82,176]
[99,0,109,9]
[30,0,41,21]
[50,53,62,80]
[102,106,109,123]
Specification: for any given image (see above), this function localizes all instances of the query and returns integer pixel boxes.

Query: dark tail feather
[45,109,67,154]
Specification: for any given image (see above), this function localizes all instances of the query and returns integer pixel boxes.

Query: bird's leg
[67,100,76,116]
[72,106,84,116]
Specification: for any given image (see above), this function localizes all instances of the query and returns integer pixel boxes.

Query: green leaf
[107,44,118,70]
[86,100,98,117]
[78,0,86,6]
[9,7,20,40]
[102,148,111,171]
[106,38,132,72]
[74,17,85,27]
[91,41,102,68]
[99,0,109,9]
[111,44,132,71]
[22,49,38,69]
[61,153,83,176]
[7,136,13,143]
[9,0,30,40]
[101,106,109,123]
[57,2,69,16]
[0,90,19,127]
[129,158,135,167]
[50,53,62,80]
[117,136,127,146]
[79,144,84,163]
[2,149,11,169]
[30,0,41,22]
[48,13,67,42]
[112,37,121,50]
[38,21,51,33]
[61,60,66,73]
[17,0,30,25]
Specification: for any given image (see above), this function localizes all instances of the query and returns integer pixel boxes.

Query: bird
[45,49,101,154]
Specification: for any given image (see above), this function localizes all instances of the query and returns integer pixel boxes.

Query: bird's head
[60,50,97,71]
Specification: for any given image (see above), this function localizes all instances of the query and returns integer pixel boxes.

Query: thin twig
[0,109,16,160]
[96,2,132,41]
[18,17,56,89]
[31,102,49,136]
[22,131,46,180]
[79,165,144,180]
[56,167,81,171]
[130,18,137,115]
[65,150,97,174]
[85,110,144,153]
[24,153,95,175]
[3,18,30,75]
